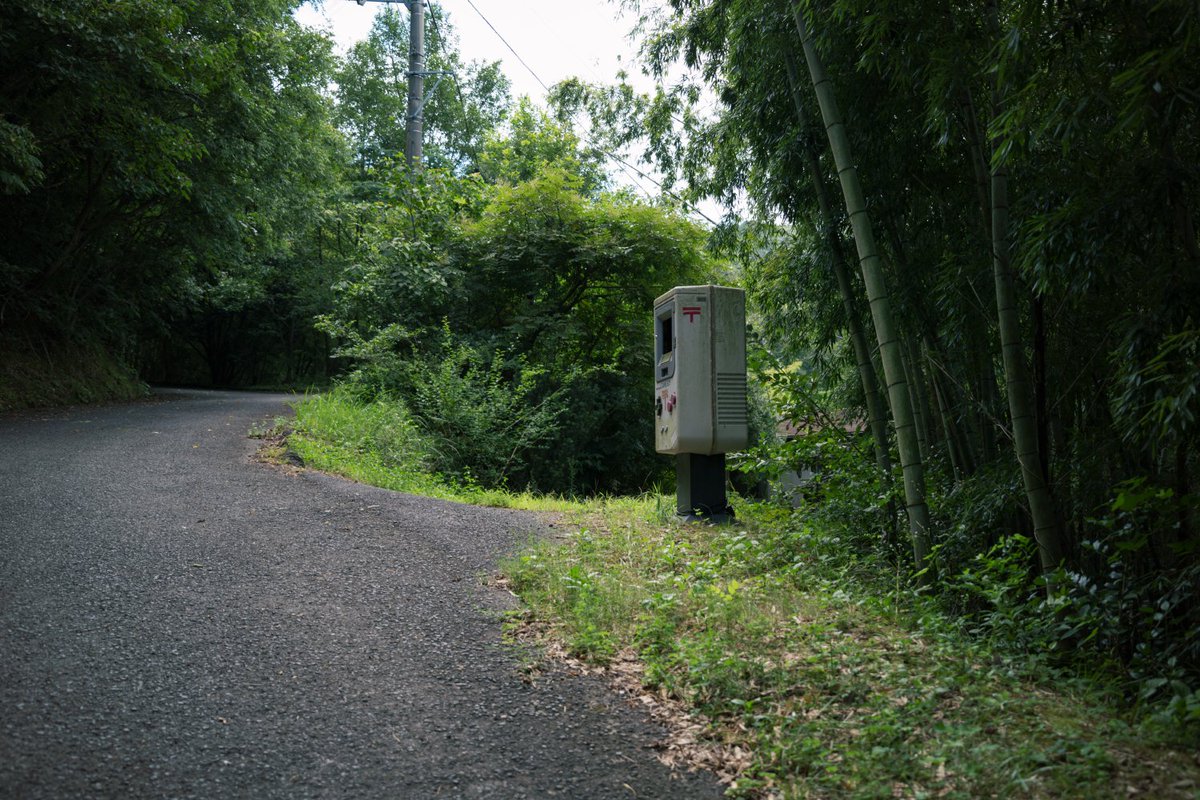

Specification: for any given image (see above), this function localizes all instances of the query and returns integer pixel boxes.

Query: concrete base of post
[676,453,734,524]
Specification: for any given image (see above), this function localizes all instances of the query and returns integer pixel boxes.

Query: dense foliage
[0,0,713,492]
[555,0,1198,706]
[3,0,1196,718]
[320,160,714,494]
[0,0,342,388]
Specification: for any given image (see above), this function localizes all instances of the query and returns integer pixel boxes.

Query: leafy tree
[477,98,607,192]
[333,4,511,174]
[451,167,713,491]
[320,149,714,494]
[0,0,345,389]
[317,165,488,365]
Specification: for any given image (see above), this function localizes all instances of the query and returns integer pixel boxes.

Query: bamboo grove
[552,0,1200,690]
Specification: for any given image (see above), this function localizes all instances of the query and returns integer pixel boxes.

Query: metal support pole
[404,0,425,171]
[676,453,733,524]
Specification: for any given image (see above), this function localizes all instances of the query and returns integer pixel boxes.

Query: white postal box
[654,285,749,455]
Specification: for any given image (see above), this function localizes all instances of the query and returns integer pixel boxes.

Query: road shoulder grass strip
[501,509,1200,798]
[273,392,1200,798]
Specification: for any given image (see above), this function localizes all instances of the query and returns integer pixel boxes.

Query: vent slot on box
[716,372,747,425]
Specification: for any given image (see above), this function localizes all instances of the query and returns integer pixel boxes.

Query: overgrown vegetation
[288,386,667,515]
[0,338,147,412]
[314,155,716,495]
[284,384,1200,795]
[5,0,1199,791]
[549,0,1200,717]
[504,503,1200,798]
[735,419,1200,714]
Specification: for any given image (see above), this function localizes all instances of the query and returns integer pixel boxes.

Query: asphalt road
[0,389,721,799]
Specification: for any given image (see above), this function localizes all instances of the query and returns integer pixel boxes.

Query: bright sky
[294,0,730,223]
[295,0,647,104]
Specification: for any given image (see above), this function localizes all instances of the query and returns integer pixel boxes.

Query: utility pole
[404,0,424,171]
[354,0,425,173]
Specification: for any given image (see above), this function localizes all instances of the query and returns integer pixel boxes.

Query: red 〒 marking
[682,306,702,322]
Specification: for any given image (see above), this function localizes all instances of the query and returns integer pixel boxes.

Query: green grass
[281,387,1200,798]
[502,506,1200,798]
[286,388,668,514]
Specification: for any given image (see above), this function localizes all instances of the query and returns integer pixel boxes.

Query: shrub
[388,333,565,490]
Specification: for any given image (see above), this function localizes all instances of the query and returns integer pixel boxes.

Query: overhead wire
[461,0,549,92]
[452,0,720,226]
[601,149,720,226]
[424,0,468,112]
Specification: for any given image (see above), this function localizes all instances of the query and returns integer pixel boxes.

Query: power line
[425,0,468,111]
[461,0,549,92]
[450,1,717,225]
[596,146,720,226]
[607,156,656,201]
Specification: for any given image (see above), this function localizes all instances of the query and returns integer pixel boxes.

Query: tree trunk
[903,334,931,463]
[989,53,1066,576]
[993,220,1062,574]
[927,334,980,478]
[782,50,896,516]
[1033,292,1051,485]
[792,5,934,575]
[961,88,993,240]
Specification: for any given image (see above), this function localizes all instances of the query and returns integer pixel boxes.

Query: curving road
[0,389,720,799]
